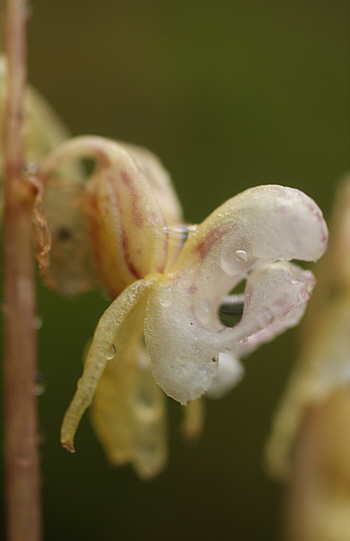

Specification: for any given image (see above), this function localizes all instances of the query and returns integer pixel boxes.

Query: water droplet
[194,299,212,326]
[33,373,46,396]
[106,344,116,360]
[221,249,239,275]
[158,287,173,308]
[234,250,248,262]
[33,315,43,330]
[102,290,112,301]
[221,246,250,275]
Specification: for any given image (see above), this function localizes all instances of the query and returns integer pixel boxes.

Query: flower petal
[41,178,98,295]
[39,136,180,297]
[61,275,159,452]
[121,142,183,226]
[144,274,220,404]
[206,353,244,399]
[175,185,327,301]
[91,339,167,479]
[217,262,315,354]
[181,398,205,441]
[145,186,327,404]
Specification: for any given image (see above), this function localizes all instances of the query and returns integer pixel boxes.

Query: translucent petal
[91,338,167,479]
[206,353,244,399]
[144,274,220,404]
[41,178,98,295]
[181,398,205,441]
[174,185,328,301]
[121,142,185,270]
[1,54,82,225]
[61,275,159,452]
[0,54,73,168]
[121,142,183,226]
[217,262,315,353]
[129,343,168,479]
[39,136,175,297]
[145,186,327,404]
[266,301,350,480]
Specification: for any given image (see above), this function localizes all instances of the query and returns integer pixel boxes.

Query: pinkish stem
[2,1,42,540]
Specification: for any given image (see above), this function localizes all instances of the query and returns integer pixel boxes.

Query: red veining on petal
[154,226,168,274]
[195,227,227,261]
[121,223,142,279]
[120,169,144,228]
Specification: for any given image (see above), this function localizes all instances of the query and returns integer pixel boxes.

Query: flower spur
[37,136,328,478]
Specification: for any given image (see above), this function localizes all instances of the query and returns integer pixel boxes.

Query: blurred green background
[1,1,349,540]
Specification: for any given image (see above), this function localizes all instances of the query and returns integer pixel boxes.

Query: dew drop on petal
[158,287,173,308]
[106,344,116,360]
[221,246,248,275]
[234,249,248,262]
[194,299,213,326]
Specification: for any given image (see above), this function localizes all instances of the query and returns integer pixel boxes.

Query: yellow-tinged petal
[91,339,167,480]
[86,143,168,296]
[264,179,350,541]
[0,54,72,168]
[41,178,98,295]
[181,398,205,441]
[120,142,182,226]
[127,343,168,479]
[266,178,350,480]
[60,274,160,452]
[120,142,185,271]
[38,136,182,297]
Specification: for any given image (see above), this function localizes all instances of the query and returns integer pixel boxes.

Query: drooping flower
[265,177,350,540]
[37,136,328,478]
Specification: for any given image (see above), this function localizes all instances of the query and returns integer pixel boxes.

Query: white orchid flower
[37,136,328,478]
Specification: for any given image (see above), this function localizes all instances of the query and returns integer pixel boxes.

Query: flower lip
[145,186,328,405]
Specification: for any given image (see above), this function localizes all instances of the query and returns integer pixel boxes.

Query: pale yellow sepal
[60,274,160,453]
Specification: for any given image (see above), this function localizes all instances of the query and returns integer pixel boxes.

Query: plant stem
[2,0,42,540]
